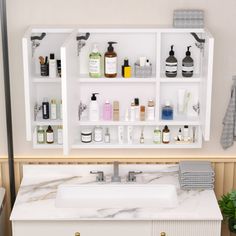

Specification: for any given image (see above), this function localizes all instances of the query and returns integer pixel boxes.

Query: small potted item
[218,190,236,233]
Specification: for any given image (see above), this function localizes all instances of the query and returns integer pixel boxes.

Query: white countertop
[10,164,222,221]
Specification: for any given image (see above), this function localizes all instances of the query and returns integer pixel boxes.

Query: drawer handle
[75,232,80,236]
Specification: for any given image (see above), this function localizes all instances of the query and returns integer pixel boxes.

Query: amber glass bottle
[104,42,117,78]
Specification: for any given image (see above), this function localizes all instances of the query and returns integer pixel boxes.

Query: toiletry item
[113,101,119,121]
[139,57,146,67]
[42,98,49,119]
[183,125,189,141]
[81,129,92,143]
[122,58,131,78]
[94,126,103,142]
[50,99,57,120]
[59,100,63,120]
[134,98,140,121]
[103,101,112,121]
[153,126,161,144]
[125,108,129,121]
[130,102,136,121]
[162,125,170,144]
[57,60,61,77]
[146,59,151,66]
[161,101,173,120]
[104,128,110,143]
[140,129,145,144]
[177,128,183,141]
[192,126,196,143]
[49,53,57,78]
[147,99,155,121]
[127,126,133,144]
[165,45,178,77]
[104,42,117,78]
[89,44,102,78]
[182,46,194,77]
[178,89,187,114]
[39,56,49,76]
[118,126,124,144]
[57,125,63,145]
[89,93,99,121]
[37,126,45,144]
[140,105,145,121]
[46,125,54,144]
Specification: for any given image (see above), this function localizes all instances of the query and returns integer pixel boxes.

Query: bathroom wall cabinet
[22,26,214,154]
[12,220,220,236]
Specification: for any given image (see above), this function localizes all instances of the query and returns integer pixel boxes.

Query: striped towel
[221,80,236,149]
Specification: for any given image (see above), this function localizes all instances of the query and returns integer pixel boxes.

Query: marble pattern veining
[10,165,222,221]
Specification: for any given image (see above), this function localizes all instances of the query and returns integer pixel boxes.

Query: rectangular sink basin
[55,184,178,208]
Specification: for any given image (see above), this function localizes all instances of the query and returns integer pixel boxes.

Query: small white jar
[94,126,103,142]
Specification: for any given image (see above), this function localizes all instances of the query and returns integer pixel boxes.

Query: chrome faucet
[127,171,142,182]
[111,161,121,182]
[90,171,105,182]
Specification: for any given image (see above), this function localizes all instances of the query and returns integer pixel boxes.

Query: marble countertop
[10,164,222,221]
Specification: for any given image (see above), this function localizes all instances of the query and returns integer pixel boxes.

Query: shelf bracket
[191,32,205,55]
[31,32,46,57]
[76,32,90,56]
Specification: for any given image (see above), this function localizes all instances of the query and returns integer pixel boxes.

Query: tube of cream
[178,89,186,114]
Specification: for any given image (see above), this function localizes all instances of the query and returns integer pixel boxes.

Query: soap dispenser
[182,46,194,77]
[165,45,178,77]
[89,93,99,121]
[89,43,102,78]
[104,42,117,78]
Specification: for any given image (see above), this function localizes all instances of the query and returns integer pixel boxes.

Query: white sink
[55,184,178,208]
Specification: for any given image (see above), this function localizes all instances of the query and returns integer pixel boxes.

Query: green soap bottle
[89,44,102,78]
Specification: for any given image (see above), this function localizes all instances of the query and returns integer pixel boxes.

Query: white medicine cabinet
[22,26,214,155]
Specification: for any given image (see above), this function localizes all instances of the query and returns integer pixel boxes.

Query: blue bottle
[162,101,173,120]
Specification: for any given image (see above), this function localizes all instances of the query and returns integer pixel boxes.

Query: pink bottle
[103,101,112,120]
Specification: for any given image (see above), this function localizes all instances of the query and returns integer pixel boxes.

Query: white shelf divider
[33,77,61,83]
[33,118,63,126]
[78,76,156,83]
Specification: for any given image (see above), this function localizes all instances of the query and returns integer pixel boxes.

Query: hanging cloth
[220,79,236,149]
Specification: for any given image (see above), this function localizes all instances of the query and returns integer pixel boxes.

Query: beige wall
[0,0,236,157]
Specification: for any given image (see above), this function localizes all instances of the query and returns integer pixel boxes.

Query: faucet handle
[127,171,142,182]
[90,171,105,182]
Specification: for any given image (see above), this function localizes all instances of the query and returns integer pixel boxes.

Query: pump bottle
[104,42,117,78]
[182,46,194,77]
[89,44,102,78]
[165,45,178,77]
[89,93,99,121]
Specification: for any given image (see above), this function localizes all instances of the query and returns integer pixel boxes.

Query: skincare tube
[118,126,124,144]
[178,89,186,114]
[127,126,133,144]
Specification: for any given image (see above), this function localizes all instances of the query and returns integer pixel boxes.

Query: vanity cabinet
[12,220,221,236]
[22,26,214,154]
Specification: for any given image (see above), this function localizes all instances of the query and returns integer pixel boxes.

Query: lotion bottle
[49,53,57,78]
[104,42,117,78]
[46,125,54,144]
[89,93,99,121]
[165,45,178,77]
[50,99,57,120]
[182,46,194,77]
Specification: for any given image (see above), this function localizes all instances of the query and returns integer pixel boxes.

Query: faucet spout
[111,161,121,182]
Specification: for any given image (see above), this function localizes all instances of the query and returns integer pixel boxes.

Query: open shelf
[159,117,200,126]
[77,120,157,126]
[33,143,63,149]
[32,77,61,83]
[33,118,62,126]
[78,76,156,83]
[160,77,201,83]
[72,139,201,149]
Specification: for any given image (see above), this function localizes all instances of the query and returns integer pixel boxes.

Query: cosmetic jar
[81,129,92,143]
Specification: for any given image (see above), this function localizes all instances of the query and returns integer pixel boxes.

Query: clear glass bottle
[37,126,45,144]
[161,101,173,120]
[153,126,161,144]
[104,128,110,143]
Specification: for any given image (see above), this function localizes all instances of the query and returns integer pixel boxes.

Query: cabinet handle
[75,232,80,236]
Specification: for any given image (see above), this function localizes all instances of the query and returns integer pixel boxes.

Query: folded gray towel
[179,161,214,175]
